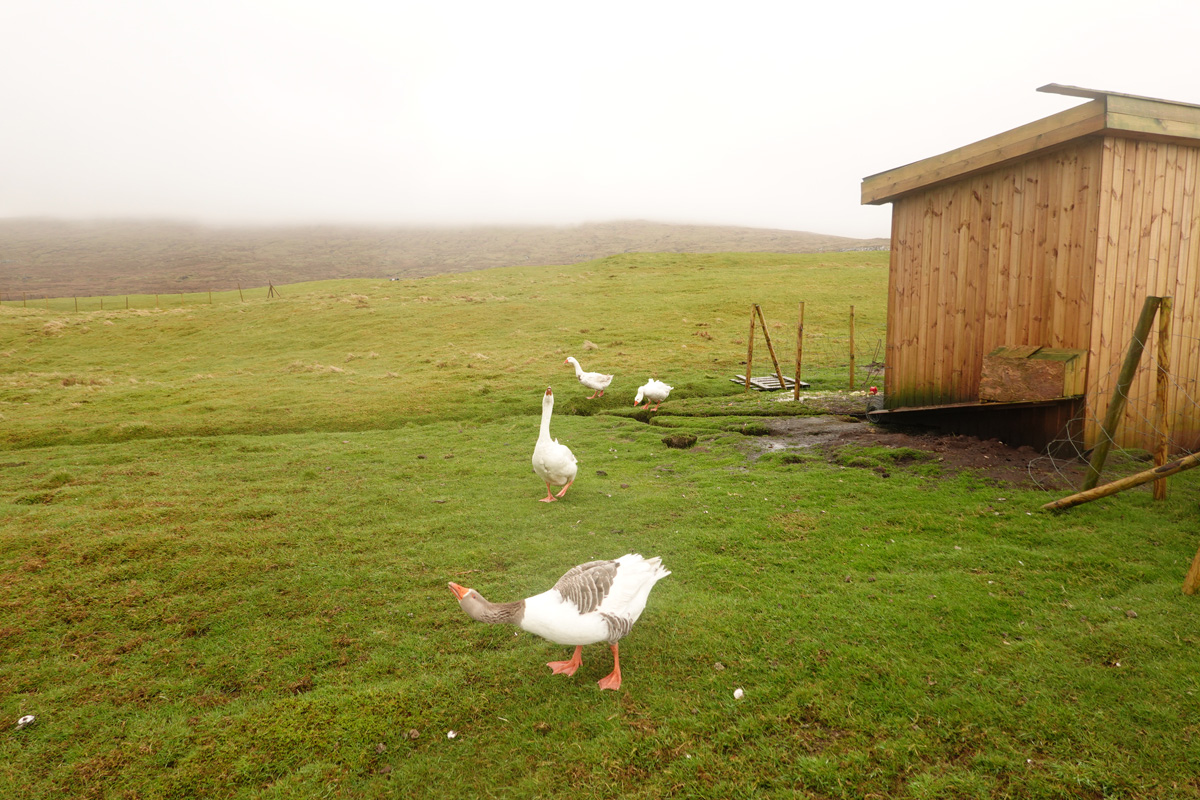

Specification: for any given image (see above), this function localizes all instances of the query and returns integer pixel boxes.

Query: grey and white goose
[564,356,614,399]
[448,554,670,690]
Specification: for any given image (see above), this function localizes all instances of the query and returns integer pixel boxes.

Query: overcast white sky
[3,0,1199,239]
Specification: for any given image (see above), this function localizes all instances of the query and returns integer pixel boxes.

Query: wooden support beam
[1083,296,1162,489]
[754,304,786,393]
[1043,451,1200,511]
[1154,297,1173,500]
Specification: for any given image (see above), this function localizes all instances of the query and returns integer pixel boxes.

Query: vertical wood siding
[886,142,1103,408]
[1089,137,1200,452]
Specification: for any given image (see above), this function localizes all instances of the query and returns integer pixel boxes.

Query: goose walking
[449,554,670,691]
[565,356,613,399]
[532,387,577,502]
[634,379,673,411]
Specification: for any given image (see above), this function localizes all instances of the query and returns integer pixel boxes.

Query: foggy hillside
[0,219,888,298]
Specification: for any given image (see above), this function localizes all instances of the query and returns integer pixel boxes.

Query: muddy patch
[754,415,1087,490]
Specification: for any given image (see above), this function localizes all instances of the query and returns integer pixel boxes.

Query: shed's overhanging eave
[861,84,1200,205]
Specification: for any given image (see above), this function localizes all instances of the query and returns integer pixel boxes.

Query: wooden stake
[1183,543,1200,595]
[849,305,857,391]
[208,291,212,305]
[754,304,786,391]
[745,305,755,391]
[238,282,244,303]
[1153,297,1173,500]
[74,297,78,312]
[1043,451,1200,511]
[794,301,805,400]
[1083,296,1162,489]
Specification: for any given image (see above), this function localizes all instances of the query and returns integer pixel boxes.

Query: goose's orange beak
[448,582,470,601]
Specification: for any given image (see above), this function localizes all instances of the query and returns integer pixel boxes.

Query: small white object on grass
[17,715,35,728]
[733,688,744,700]
[447,730,458,739]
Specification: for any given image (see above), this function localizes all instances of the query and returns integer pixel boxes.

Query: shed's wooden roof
[861,84,1200,205]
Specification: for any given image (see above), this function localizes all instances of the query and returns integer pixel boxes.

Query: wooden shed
[861,84,1200,454]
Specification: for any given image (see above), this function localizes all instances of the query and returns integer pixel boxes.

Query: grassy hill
[2,251,1198,799]
[0,219,889,299]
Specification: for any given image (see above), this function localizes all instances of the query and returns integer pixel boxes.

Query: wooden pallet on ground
[731,375,810,391]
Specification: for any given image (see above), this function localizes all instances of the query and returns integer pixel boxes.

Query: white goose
[449,554,670,691]
[564,356,613,399]
[634,379,673,411]
[532,387,577,502]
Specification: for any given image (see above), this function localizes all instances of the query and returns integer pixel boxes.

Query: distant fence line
[2,286,886,376]
[0,282,281,311]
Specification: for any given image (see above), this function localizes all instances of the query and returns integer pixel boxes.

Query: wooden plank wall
[885,141,1103,410]
[1088,136,1200,453]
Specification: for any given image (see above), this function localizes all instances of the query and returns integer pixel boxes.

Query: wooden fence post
[238,282,244,303]
[745,305,755,391]
[849,305,856,391]
[1083,296,1162,490]
[1153,297,1173,500]
[794,301,805,400]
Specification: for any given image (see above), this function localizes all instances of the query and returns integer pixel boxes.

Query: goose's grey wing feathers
[552,559,618,613]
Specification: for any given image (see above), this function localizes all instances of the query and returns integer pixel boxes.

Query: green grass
[2,251,1199,799]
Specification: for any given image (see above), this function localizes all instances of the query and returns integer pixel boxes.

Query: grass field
[2,251,1199,799]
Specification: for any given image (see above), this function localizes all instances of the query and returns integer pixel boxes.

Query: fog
[3,0,1199,239]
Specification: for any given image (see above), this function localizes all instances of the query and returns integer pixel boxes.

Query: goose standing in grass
[634,379,673,411]
[532,387,577,502]
[448,554,670,691]
[564,356,613,399]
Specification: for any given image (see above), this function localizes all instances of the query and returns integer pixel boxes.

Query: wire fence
[0,284,279,311]
[1031,326,1200,495]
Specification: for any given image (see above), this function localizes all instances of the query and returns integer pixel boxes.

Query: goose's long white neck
[569,358,583,377]
[540,394,555,441]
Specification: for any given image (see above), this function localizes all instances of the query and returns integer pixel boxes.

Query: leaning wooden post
[1043,451,1200,512]
[238,282,244,303]
[794,301,805,400]
[849,305,857,391]
[755,304,787,391]
[744,305,755,391]
[1153,297,1173,500]
[1083,296,1162,489]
